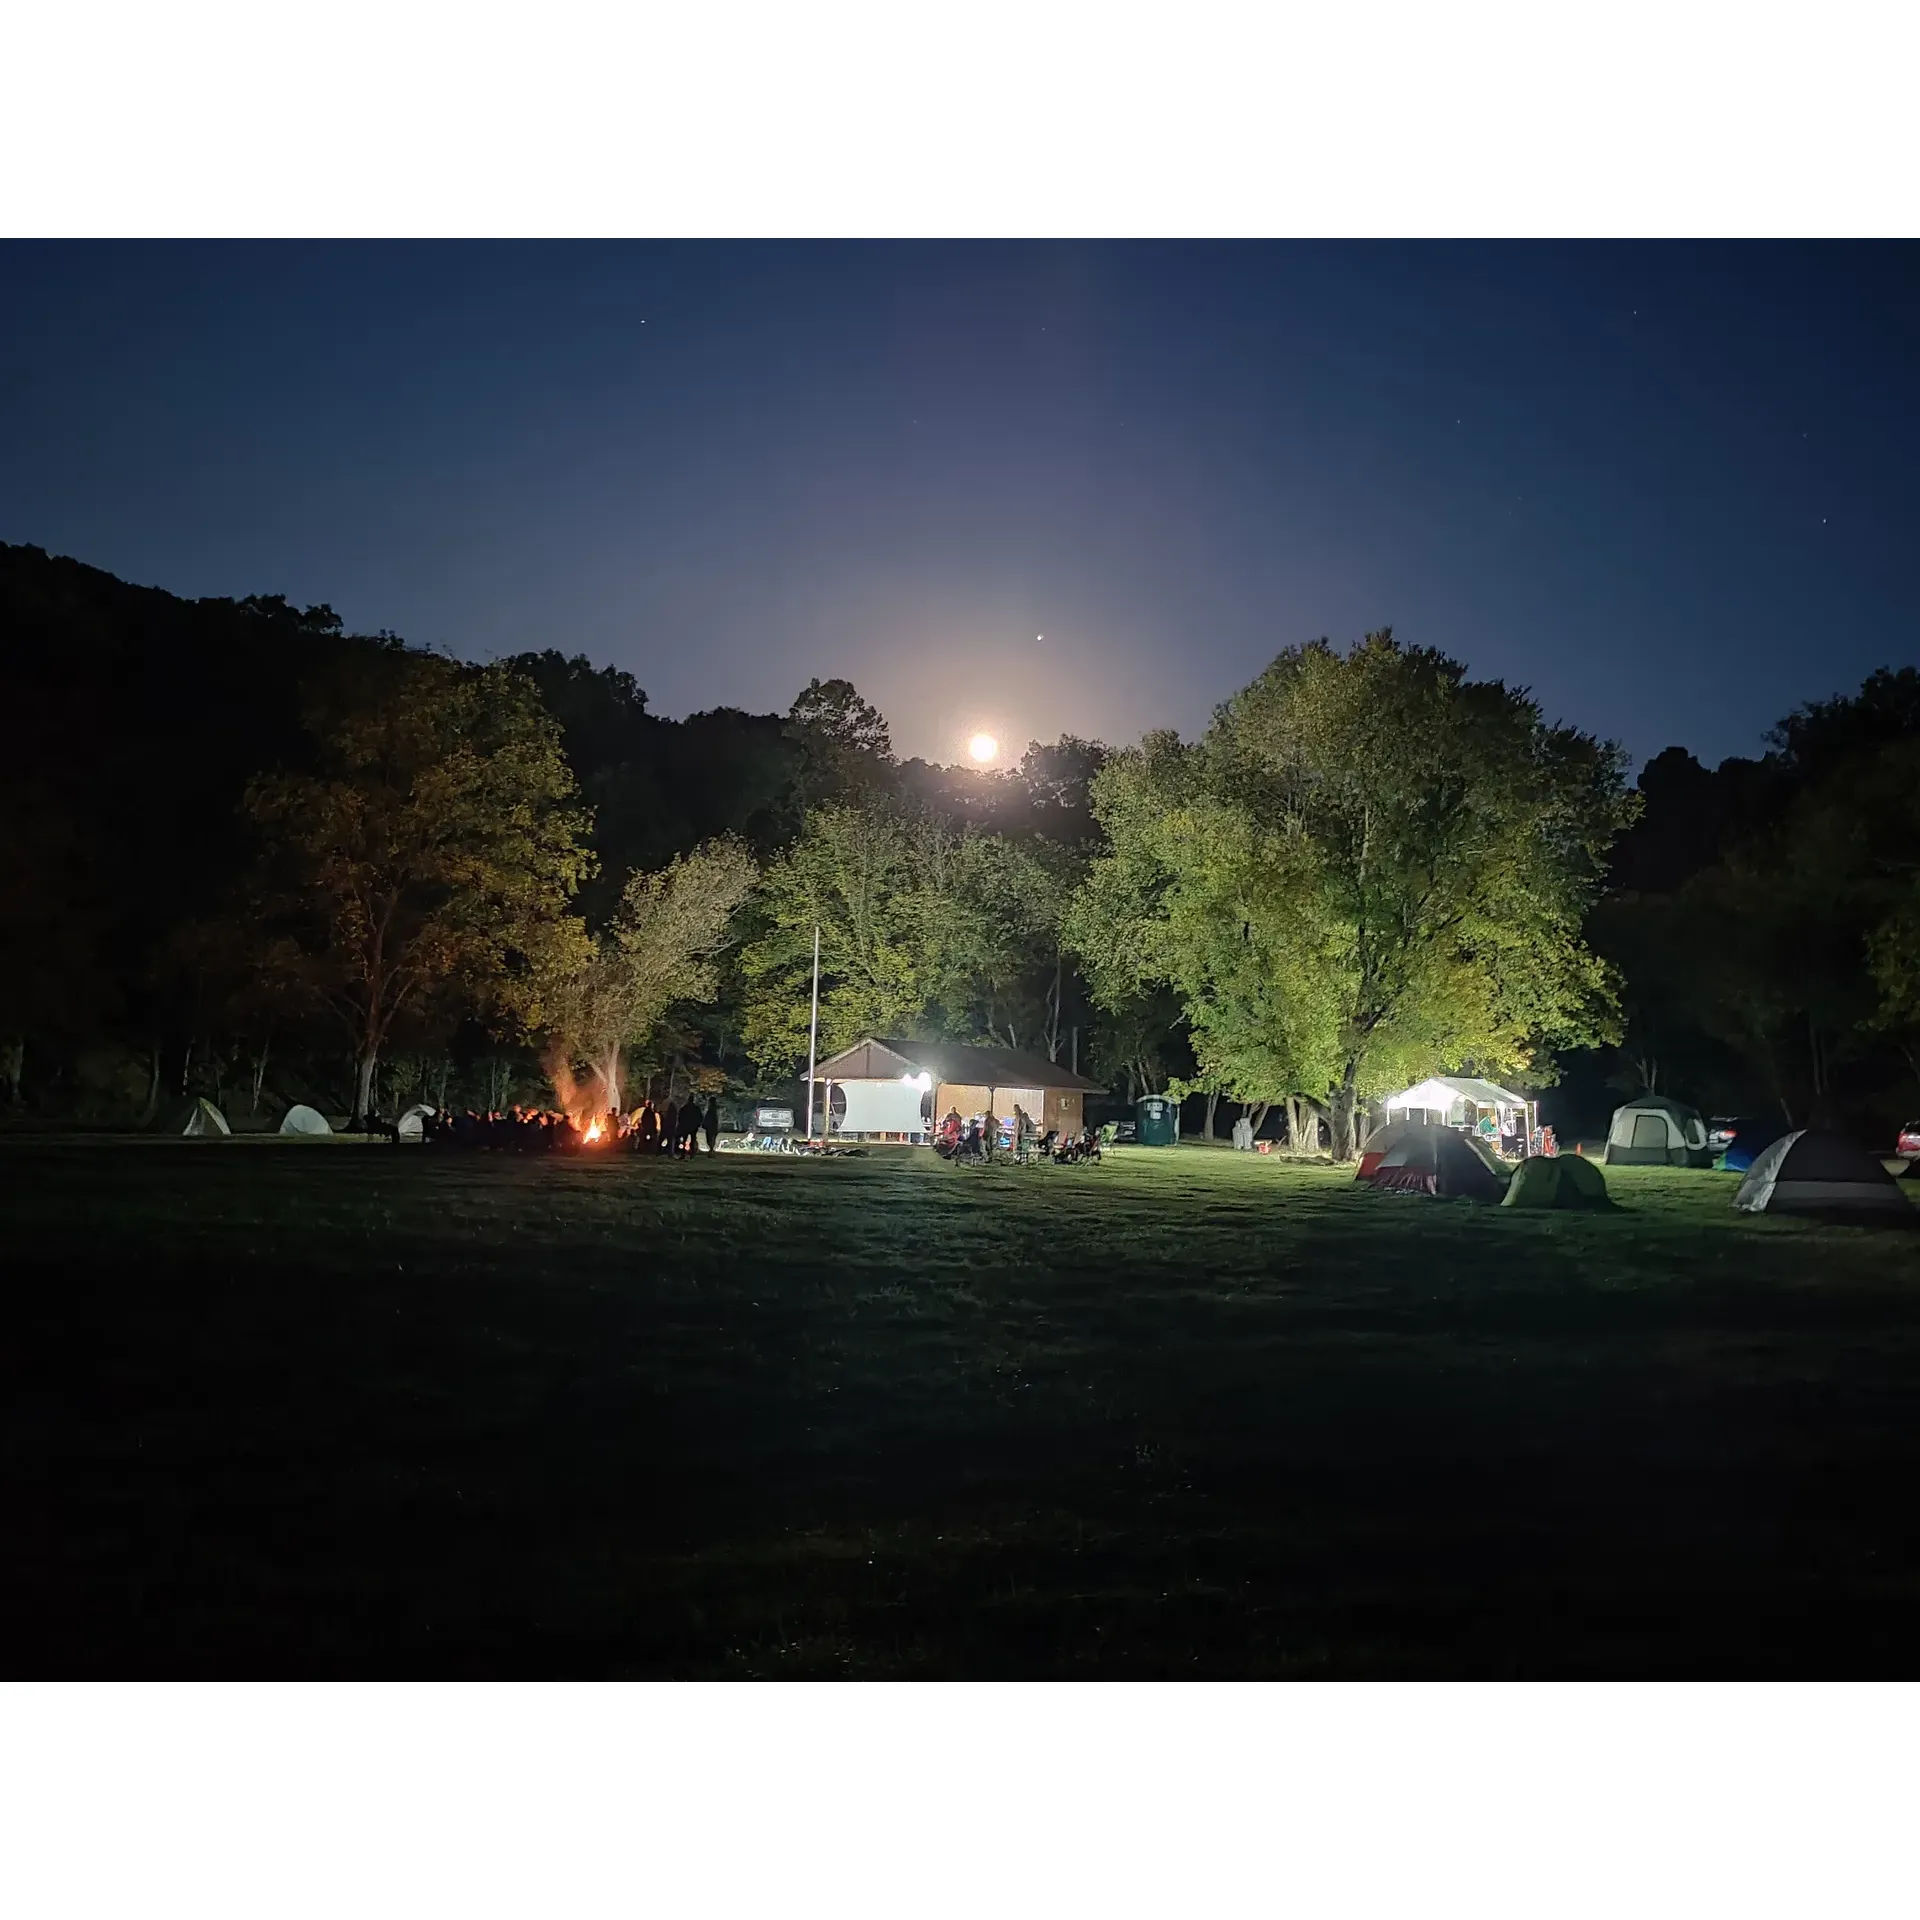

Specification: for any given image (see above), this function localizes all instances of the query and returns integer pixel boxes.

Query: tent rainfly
[1605,1096,1711,1168]
[806,1037,1105,1142]
[1732,1131,1915,1220]
[181,1097,230,1136]
[1357,1124,1510,1201]
[1503,1153,1611,1210]
[279,1104,332,1136]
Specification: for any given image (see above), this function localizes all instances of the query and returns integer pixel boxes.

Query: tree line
[4,539,1916,1150]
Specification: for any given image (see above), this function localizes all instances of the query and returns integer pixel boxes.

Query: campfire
[583,1119,605,1145]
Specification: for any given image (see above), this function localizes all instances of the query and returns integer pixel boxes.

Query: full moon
[968,732,999,764]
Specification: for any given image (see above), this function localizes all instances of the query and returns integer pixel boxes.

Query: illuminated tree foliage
[1073,632,1634,1156]
[543,839,758,1118]
[244,654,594,1122]
[739,801,1076,1075]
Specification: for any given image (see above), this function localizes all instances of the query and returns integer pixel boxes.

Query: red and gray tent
[1732,1131,1914,1220]
[1356,1122,1510,1201]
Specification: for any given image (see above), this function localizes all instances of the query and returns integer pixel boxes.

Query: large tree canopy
[739,800,1077,1076]
[1073,632,1634,1155]
[244,654,594,1121]
[544,838,758,1119]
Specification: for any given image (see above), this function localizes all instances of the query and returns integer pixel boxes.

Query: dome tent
[1503,1153,1611,1210]
[178,1096,230,1136]
[1732,1131,1915,1220]
[1356,1116,1445,1180]
[279,1104,332,1136]
[1358,1124,1509,1201]
[1605,1095,1711,1168]
[397,1104,436,1140]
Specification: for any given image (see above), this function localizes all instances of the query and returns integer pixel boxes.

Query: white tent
[397,1103,436,1139]
[181,1097,230,1136]
[1733,1131,1914,1218]
[1382,1076,1532,1144]
[1605,1096,1710,1167]
[279,1104,332,1136]
[1384,1076,1531,1119]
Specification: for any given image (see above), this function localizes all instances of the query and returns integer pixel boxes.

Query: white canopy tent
[1382,1076,1534,1148]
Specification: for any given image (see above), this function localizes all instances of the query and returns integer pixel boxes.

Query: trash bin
[1133,1093,1178,1147]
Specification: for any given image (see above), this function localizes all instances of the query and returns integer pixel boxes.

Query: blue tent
[1720,1115,1788,1173]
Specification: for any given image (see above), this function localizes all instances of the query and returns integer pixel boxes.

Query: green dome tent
[279,1104,332,1136]
[1503,1153,1611,1210]
[178,1096,230,1136]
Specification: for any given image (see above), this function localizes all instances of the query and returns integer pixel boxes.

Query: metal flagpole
[805,924,821,1142]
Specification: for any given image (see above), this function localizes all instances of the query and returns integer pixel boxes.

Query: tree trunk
[1044,952,1064,1062]
[1203,1090,1219,1140]
[354,1048,378,1127]
[249,1036,270,1116]
[1328,1063,1360,1161]
[1,1036,22,1106]
[139,1044,163,1127]
[1247,1101,1270,1138]
[435,1056,451,1108]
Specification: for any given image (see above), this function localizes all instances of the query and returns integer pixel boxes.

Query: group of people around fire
[932,1103,1101,1165]
[417,1094,721,1155]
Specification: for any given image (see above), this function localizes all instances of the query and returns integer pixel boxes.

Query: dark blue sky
[3,241,1914,768]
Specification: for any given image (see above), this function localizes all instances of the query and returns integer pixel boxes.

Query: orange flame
[584,1119,604,1145]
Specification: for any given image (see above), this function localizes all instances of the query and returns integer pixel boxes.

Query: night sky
[3,241,1914,769]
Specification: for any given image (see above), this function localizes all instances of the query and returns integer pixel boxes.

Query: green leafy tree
[785,677,896,805]
[741,804,926,1076]
[741,799,1081,1078]
[1074,633,1633,1157]
[244,654,594,1123]
[544,839,758,1118]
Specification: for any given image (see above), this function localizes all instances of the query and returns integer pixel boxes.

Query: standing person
[702,1096,720,1155]
[981,1103,997,1162]
[661,1097,680,1156]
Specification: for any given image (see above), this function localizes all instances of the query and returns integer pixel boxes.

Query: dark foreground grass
[6,1138,1920,1676]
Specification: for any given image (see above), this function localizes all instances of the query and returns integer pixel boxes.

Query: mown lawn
[6,1138,1920,1676]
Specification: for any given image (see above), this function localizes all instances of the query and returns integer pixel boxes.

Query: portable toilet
[1134,1093,1179,1147]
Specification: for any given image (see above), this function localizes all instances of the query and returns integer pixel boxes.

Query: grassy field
[6,1137,1920,1677]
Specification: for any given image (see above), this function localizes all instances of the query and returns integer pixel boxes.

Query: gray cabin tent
[1605,1095,1711,1167]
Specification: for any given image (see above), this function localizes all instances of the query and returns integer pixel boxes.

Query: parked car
[1897,1121,1920,1158]
[1717,1115,1788,1174]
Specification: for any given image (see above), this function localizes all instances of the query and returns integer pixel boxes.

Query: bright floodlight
[968,732,998,764]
